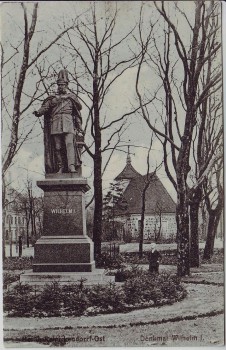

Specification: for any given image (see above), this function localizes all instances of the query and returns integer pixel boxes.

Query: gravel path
[4,314,224,347]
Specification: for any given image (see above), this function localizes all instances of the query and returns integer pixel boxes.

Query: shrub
[157,272,187,302]
[123,270,159,304]
[61,283,90,316]
[3,272,20,289]
[124,276,145,304]
[115,264,142,282]
[3,270,186,317]
[86,283,126,314]
[157,273,178,299]
[96,252,125,269]
[34,282,62,316]
[87,284,110,308]
[123,270,185,306]
[4,283,35,317]
[106,284,126,311]
[3,257,33,270]
[123,232,133,243]
[115,268,133,282]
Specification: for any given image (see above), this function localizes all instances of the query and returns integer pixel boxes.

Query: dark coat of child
[148,243,162,273]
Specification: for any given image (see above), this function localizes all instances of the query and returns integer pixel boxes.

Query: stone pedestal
[33,236,95,272]
[20,173,114,285]
[32,176,94,273]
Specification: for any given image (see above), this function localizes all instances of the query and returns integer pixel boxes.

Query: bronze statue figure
[33,70,84,174]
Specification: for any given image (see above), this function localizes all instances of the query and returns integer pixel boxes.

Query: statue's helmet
[57,69,69,85]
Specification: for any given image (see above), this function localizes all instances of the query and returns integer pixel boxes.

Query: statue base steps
[20,269,115,287]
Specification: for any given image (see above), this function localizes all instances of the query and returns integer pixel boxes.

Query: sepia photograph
[1,0,225,347]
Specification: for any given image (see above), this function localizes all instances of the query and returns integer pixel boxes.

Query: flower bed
[4,270,186,318]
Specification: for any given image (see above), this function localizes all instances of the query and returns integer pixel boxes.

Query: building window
[15,216,17,224]
[11,217,13,224]
[18,217,21,225]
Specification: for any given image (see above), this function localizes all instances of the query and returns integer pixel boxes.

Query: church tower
[115,146,141,186]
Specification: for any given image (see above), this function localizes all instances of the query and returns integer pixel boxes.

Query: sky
[1,1,224,203]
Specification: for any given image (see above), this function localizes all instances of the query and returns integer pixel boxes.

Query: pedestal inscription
[32,177,95,272]
[42,191,86,236]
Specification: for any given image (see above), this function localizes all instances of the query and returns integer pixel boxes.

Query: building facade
[3,190,27,244]
[113,152,177,242]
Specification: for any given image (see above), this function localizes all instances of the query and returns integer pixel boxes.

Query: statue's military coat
[37,92,83,173]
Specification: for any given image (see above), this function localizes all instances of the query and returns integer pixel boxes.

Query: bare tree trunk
[203,211,216,260]
[32,199,37,240]
[93,61,102,259]
[201,204,207,240]
[37,214,43,238]
[2,176,6,260]
[9,218,12,258]
[189,203,200,267]
[176,202,190,276]
[189,187,202,267]
[203,206,223,260]
[29,195,34,243]
[25,208,31,247]
[139,187,146,259]
[176,167,190,277]
[2,212,6,260]
[27,229,30,248]
[154,205,162,242]
[203,161,223,260]
[93,156,102,258]
[139,141,154,258]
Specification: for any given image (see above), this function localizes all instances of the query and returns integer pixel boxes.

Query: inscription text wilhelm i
[51,208,75,214]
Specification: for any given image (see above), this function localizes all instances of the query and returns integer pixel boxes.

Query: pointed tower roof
[115,146,141,181]
[115,173,176,215]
